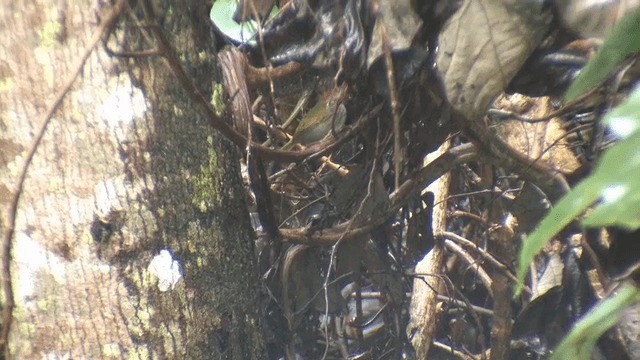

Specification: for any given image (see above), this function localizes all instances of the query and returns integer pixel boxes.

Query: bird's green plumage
[282,99,347,150]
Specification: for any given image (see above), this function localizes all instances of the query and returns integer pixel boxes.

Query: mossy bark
[120,1,267,358]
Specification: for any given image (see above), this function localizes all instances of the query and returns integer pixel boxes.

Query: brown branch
[279,143,477,245]
[487,225,515,360]
[450,210,488,226]
[0,0,128,356]
[390,143,477,206]
[244,59,304,87]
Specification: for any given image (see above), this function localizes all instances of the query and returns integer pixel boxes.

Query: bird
[282,85,348,150]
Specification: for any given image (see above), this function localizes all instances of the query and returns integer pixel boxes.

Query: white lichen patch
[148,249,182,292]
[13,232,67,305]
[42,351,71,360]
[102,342,122,358]
[97,76,148,141]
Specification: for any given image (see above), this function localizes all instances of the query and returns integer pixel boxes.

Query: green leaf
[516,86,640,296]
[210,0,278,45]
[602,85,640,138]
[564,10,640,102]
[551,284,640,360]
[515,131,640,294]
[516,11,640,360]
[515,177,600,295]
[580,86,640,228]
[581,132,640,229]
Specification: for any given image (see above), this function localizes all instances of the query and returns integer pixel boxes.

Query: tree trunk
[0,0,266,358]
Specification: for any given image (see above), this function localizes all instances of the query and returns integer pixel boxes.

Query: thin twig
[438,231,531,294]
[322,148,380,359]
[377,10,402,191]
[435,295,493,317]
[444,240,494,297]
[450,210,488,226]
[432,341,480,360]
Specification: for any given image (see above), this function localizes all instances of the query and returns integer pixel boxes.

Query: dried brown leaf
[492,94,581,175]
[367,0,422,68]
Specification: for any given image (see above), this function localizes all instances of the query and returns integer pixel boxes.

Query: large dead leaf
[367,0,422,68]
[436,0,549,118]
[492,94,581,176]
[555,0,640,39]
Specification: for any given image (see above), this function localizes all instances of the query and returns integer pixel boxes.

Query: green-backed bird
[282,86,348,150]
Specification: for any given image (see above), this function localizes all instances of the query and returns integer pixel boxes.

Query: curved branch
[279,143,478,245]
[245,60,304,87]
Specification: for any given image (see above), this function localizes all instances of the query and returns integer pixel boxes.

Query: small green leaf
[210,0,258,44]
[551,284,640,360]
[210,0,278,45]
[564,10,640,102]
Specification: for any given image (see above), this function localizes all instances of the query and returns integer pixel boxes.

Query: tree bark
[0,0,266,358]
